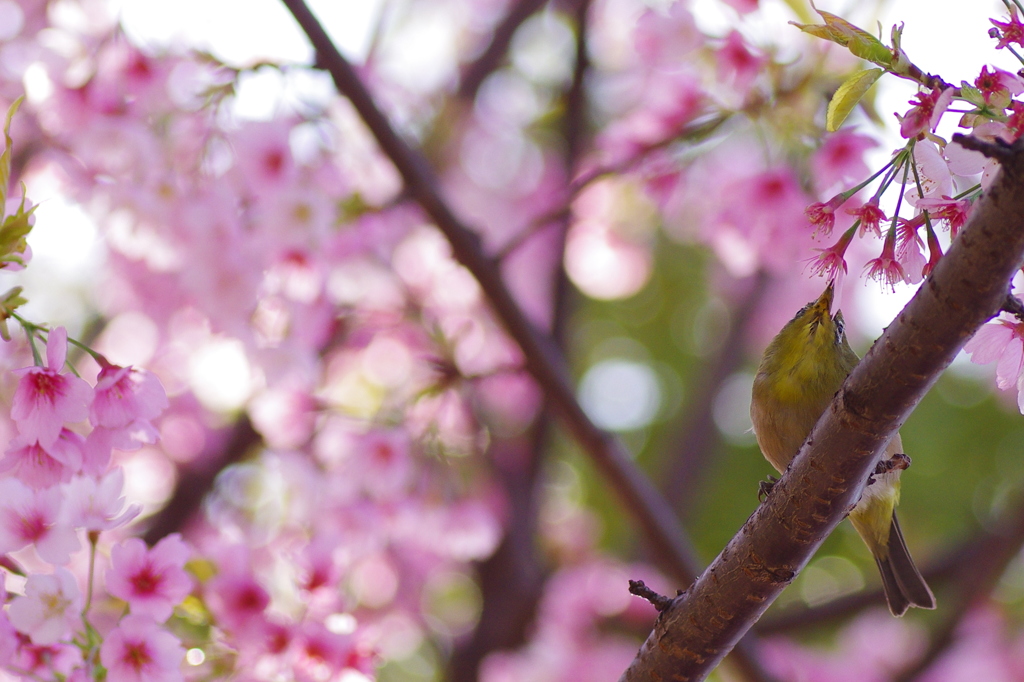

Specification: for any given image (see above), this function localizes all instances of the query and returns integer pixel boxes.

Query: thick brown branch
[619,140,1024,681]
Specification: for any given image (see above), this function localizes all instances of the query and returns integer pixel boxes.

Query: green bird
[750,282,935,616]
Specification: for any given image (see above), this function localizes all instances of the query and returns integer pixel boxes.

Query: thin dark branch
[952,132,1020,162]
[619,136,1024,681]
[142,415,260,545]
[457,0,549,102]
[756,531,987,633]
[279,6,780,680]
[279,0,703,588]
[894,498,1024,682]
[1002,292,1024,321]
[661,270,770,521]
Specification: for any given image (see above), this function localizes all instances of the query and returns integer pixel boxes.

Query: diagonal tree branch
[660,270,770,521]
[449,5,591,676]
[142,415,260,545]
[457,0,550,101]
[618,137,1024,681]
[280,0,702,587]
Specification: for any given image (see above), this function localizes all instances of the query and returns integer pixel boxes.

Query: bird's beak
[813,282,834,317]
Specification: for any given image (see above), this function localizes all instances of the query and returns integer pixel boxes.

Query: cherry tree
[0,1,1023,682]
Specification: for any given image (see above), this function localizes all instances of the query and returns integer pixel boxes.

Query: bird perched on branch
[750,282,935,616]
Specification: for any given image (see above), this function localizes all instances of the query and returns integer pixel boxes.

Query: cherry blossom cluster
[0,325,180,681]
[791,2,1024,411]
[0,2,528,679]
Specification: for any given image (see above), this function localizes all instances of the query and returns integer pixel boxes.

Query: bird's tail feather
[876,512,935,617]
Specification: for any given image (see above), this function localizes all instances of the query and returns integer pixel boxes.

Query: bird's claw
[758,475,779,502]
[867,453,911,486]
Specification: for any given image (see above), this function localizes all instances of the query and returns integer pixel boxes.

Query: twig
[629,579,674,612]
[893,497,1024,682]
[142,415,260,545]
[660,270,770,521]
[1002,292,1024,321]
[493,110,730,263]
[457,0,550,102]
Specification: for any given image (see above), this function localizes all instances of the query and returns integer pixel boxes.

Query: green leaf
[0,96,23,216]
[826,68,883,131]
[792,10,892,66]
[0,189,36,264]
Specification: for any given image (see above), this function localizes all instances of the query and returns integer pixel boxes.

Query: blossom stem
[83,530,99,617]
[887,148,914,238]
[954,183,982,200]
[10,311,109,369]
[908,143,937,234]
[846,148,908,198]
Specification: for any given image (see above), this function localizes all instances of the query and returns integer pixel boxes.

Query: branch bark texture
[619,143,1024,681]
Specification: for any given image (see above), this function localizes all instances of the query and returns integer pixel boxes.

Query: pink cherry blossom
[229,120,298,193]
[992,6,1024,49]
[974,65,1024,105]
[82,421,161,476]
[964,320,1024,401]
[811,131,876,195]
[293,622,355,679]
[206,568,271,635]
[8,568,83,645]
[807,226,855,281]
[633,3,703,69]
[1,429,83,488]
[722,0,758,13]
[923,225,944,277]
[899,87,954,138]
[10,327,93,449]
[0,478,80,564]
[864,231,908,292]
[715,31,767,95]
[61,468,142,531]
[846,199,887,238]
[895,216,927,284]
[106,535,192,623]
[90,364,168,430]
[916,196,972,238]
[0,573,14,667]
[805,193,847,236]
[905,141,954,207]
[100,614,184,682]
[10,639,82,678]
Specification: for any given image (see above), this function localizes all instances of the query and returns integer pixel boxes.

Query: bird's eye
[834,314,845,341]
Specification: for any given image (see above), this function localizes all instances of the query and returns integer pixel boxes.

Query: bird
[749,281,935,616]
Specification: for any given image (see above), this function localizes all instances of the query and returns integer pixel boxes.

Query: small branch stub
[628,579,674,612]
